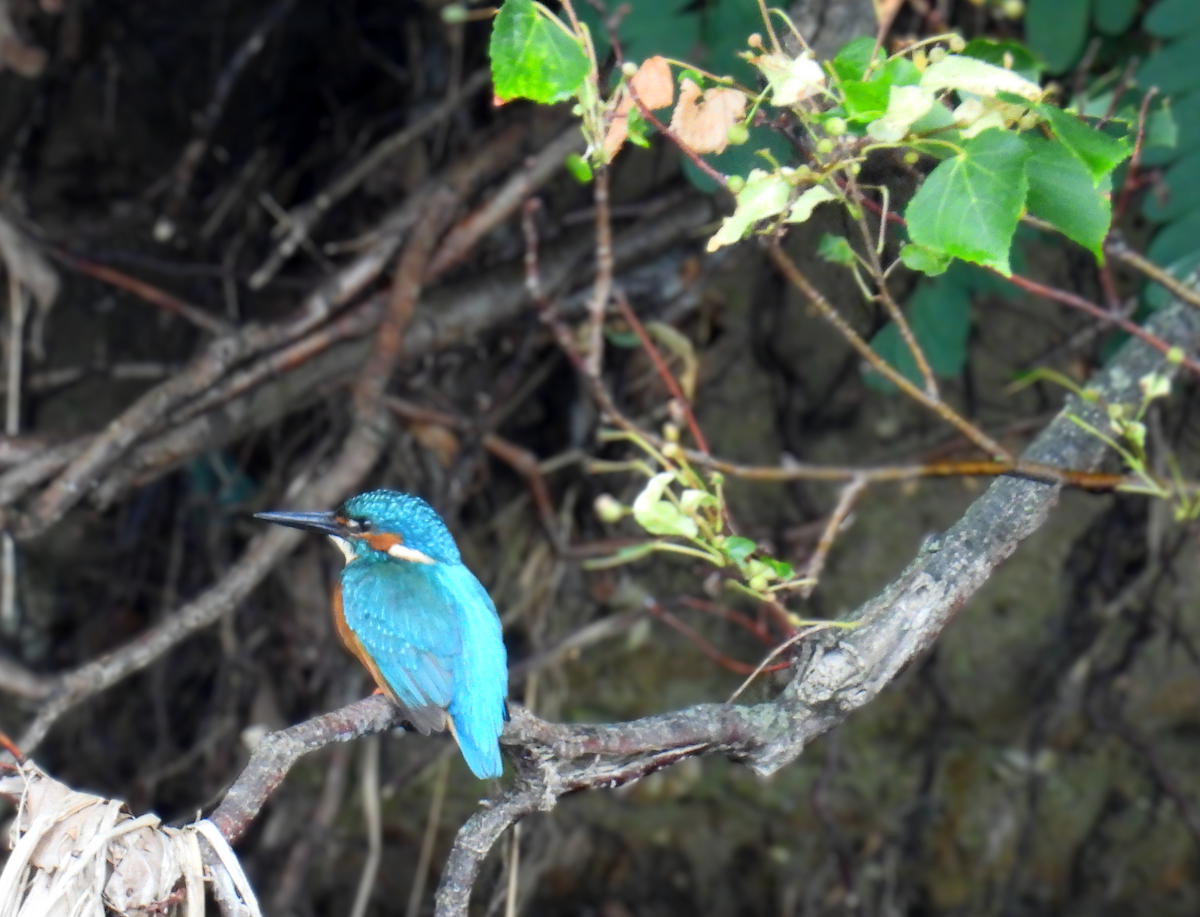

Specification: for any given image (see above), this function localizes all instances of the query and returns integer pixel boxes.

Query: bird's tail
[438,565,508,779]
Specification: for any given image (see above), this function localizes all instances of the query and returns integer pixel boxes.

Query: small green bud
[441,4,467,24]
[849,162,861,175]
[1167,346,1185,365]
[1002,0,1025,19]
[662,442,682,460]
[748,573,771,592]
[948,34,966,53]
[825,117,847,137]
[726,122,750,146]
[663,422,681,443]
[726,175,746,193]
[929,47,947,64]
[621,61,638,78]
[816,138,834,155]
[594,494,627,524]
[903,150,920,165]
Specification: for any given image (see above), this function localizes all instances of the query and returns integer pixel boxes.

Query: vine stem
[1106,238,1200,313]
[626,81,730,188]
[845,175,939,398]
[1003,271,1200,378]
[766,243,1012,460]
[613,291,710,453]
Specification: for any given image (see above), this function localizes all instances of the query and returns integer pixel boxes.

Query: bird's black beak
[254,509,347,538]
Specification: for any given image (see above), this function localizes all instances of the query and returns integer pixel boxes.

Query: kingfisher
[255,489,508,779]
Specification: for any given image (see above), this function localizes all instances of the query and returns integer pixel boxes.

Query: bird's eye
[350,518,371,534]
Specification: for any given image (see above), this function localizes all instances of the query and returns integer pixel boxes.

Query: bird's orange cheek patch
[362,532,404,553]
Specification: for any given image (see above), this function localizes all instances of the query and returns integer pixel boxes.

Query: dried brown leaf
[669,79,747,155]
[603,56,675,161]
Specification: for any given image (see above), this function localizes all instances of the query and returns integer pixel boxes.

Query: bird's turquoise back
[340,548,507,778]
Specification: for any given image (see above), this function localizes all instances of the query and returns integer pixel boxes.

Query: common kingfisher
[256,489,508,778]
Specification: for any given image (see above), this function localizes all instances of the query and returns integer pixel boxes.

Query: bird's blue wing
[433,563,508,780]
[340,557,508,779]
[340,559,461,716]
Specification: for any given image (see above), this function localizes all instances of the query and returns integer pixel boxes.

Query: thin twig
[49,249,232,335]
[584,167,613,377]
[503,823,521,917]
[251,68,493,289]
[1106,238,1200,312]
[1,271,23,636]
[800,475,867,598]
[406,751,451,917]
[155,0,297,241]
[1003,270,1200,377]
[348,736,382,917]
[1112,87,1157,225]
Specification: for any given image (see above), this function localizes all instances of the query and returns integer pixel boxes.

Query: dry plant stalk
[0,763,259,917]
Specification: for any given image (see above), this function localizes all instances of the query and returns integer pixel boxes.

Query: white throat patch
[328,535,356,564]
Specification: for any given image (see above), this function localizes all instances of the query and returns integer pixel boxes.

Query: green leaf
[705,169,792,251]
[626,105,651,148]
[842,78,891,123]
[1147,208,1200,268]
[919,55,1042,101]
[490,0,590,104]
[867,274,972,391]
[840,56,921,125]
[1035,105,1132,185]
[879,56,921,88]
[908,102,961,155]
[785,185,837,223]
[832,36,881,83]
[761,557,793,579]
[1138,34,1200,97]
[1146,101,1179,153]
[679,489,718,513]
[818,233,857,267]
[868,85,936,142]
[1144,149,1200,223]
[724,536,757,565]
[701,0,763,85]
[564,151,593,183]
[1093,0,1138,35]
[1142,91,1200,169]
[1024,0,1090,74]
[1145,0,1200,38]
[604,328,641,348]
[905,129,1030,275]
[632,472,698,538]
[578,0,698,66]
[1085,93,1178,163]
[1023,135,1111,260]
[960,39,1041,82]
[900,242,952,276]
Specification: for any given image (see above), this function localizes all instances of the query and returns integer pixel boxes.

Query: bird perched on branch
[255,489,508,778]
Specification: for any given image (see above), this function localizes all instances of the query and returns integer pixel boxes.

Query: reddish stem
[614,292,710,454]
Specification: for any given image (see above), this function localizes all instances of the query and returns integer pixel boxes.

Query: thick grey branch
[435,291,1200,915]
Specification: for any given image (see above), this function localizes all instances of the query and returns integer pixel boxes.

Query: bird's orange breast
[331,581,394,699]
